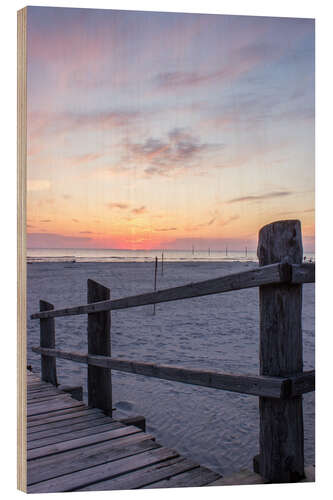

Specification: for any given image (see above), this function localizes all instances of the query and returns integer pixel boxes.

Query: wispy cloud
[131,206,147,215]
[227,191,293,204]
[107,202,148,215]
[107,202,129,210]
[68,152,103,166]
[28,109,139,145]
[154,227,178,232]
[153,42,279,92]
[123,127,223,176]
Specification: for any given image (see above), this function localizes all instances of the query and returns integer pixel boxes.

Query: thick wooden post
[257,220,304,482]
[40,300,57,385]
[87,279,112,415]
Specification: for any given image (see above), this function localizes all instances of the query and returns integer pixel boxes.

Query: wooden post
[40,300,57,385]
[257,220,304,482]
[87,279,112,415]
[153,256,158,315]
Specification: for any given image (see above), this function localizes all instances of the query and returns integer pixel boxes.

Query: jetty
[27,220,316,491]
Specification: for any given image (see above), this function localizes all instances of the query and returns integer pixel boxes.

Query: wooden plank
[28,404,90,424]
[87,279,112,415]
[28,421,124,449]
[28,389,62,399]
[27,383,53,391]
[28,425,141,460]
[28,446,178,493]
[28,414,113,437]
[58,385,83,401]
[27,387,59,395]
[27,394,67,405]
[142,465,220,488]
[31,263,289,319]
[28,409,103,429]
[289,370,315,397]
[291,263,315,284]
[79,455,199,491]
[28,393,73,405]
[118,415,146,432]
[28,392,63,402]
[208,470,266,486]
[39,300,57,384]
[32,347,87,364]
[28,433,157,485]
[32,347,291,398]
[257,220,305,482]
[28,393,75,404]
[27,398,84,417]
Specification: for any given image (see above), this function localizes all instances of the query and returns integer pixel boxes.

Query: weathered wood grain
[27,392,73,402]
[78,455,196,491]
[31,263,289,319]
[257,220,305,482]
[26,373,222,492]
[27,398,84,417]
[28,425,141,460]
[27,390,62,401]
[28,403,91,421]
[32,347,290,398]
[291,263,315,284]
[289,370,315,397]
[39,300,57,384]
[87,279,112,415]
[28,408,103,429]
[28,433,157,485]
[58,385,83,401]
[28,414,111,436]
[29,447,179,493]
[28,421,123,449]
[142,465,220,488]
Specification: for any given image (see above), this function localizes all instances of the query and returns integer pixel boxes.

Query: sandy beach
[27,260,315,477]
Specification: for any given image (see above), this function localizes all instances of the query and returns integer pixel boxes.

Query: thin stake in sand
[153,256,158,315]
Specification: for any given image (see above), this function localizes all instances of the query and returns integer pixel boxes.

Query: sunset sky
[26,7,315,251]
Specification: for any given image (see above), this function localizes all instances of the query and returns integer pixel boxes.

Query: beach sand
[27,260,315,476]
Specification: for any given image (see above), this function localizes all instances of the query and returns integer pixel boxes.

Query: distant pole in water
[225,246,228,257]
[208,247,211,257]
[161,251,164,276]
[192,245,195,256]
[153,256,158,315]
[245,246,248,258]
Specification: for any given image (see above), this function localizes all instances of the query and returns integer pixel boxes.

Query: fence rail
[32,346,315,399]
[30,219,315,483]
[31,262,314,320]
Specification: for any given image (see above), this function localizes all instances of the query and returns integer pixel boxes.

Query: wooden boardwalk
[27,370,221,493]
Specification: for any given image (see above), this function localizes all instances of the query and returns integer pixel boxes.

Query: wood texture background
[17,6,27,492]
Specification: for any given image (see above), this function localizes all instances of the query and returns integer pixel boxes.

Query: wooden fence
[30,219,315,483]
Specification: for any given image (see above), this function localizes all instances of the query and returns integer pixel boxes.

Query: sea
[27,248,315,263]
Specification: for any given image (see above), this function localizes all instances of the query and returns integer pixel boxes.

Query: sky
[26,7,315,251]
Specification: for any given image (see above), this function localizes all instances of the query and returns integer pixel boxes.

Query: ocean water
[27,247,315,263]
[27,260,315,477]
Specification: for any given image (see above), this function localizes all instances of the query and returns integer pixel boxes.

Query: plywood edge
[17,6,27,493]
